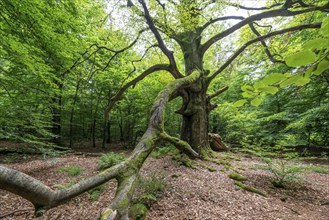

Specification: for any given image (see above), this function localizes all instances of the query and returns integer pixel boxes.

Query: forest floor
[0,147,328,220]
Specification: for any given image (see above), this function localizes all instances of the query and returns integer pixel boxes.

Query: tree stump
[208,133,229,152]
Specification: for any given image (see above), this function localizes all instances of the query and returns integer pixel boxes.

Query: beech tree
[1,0,329,219]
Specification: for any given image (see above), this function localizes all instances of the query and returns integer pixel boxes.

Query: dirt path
[0,153,328,219]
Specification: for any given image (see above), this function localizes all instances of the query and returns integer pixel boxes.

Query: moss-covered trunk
[180,82,212,157]
[178,31,212,157]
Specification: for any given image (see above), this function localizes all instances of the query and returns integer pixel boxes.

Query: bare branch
[138,0,183,78]
[225,1,283,10]
[155,0,165,10]
[207,104,218,112]
[208,86,229,99]
[248,23,285,64]
[200,0,282,11]
[201,4,329,56]
[201,16,244,31]
[208,23,321,82]
[104,64,171,119]
[101,29,147,71]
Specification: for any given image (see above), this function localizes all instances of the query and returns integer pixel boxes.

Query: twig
[284,206,301,215]
[0,209,34,218]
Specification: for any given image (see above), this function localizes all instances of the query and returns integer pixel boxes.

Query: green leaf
[303,38,328,50]
[295,76,311,86]
[320,16,329,37]
[261,73,287,85]
[280,75,300,88]
[285,50,318,67]
[304,67,313,78]
[313,59,329,76]
[241,85,253,92]
[251,97,262,107]
[258,86,279,95]
[242,91,254,98]
[233,99,247,107]
[253,81,265,90]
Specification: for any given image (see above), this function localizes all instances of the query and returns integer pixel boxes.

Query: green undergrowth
[172,152,197,168]
[54,180,76,189]
[129,203,148,220]
[303,164,329,174]
[87,184,106,201]
[207,157,232,171]
[98,152,126,170]
[198,162,217,172]
[131,174,166,219]
[255,156,303,188]
[151,145,175,158]
[59,165,82,176]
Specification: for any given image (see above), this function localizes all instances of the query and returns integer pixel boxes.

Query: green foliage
[54,180,75,189]
[129,203,148,220]
[285,50,318,67]
[151,145,175,158]
[255,149,303,188]
[98,152,126,170]
[303,164,329,174]
[88,184,106,202]
[59,166,82,176]
[134,174,166,207]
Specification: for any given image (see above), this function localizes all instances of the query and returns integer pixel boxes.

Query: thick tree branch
[201,16,244,31]
[138,0,183,78]
[0,163,121,213]
[201,4,328,56]
[99,69,201,219]
[225,2,283,10]
[208,23,321,82]
[160,132,200,158]
[248,23,285,64]
[208,86,229,99]
[104,64,171,119]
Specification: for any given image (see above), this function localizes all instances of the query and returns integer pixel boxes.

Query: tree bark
[180,86,212,156]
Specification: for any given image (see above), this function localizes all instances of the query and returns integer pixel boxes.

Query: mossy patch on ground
[234,181,267,197]
[228,172,247,181]
[129,203,148,220]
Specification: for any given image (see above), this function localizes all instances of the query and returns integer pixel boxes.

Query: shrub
[59,166,82,176]
[151,145,175,158]
[134,174,166,207]
[98,152,126,170]
[88,184,106,201]
[304,164,329,174]
[256,157,303,188]
[129,203,148,220]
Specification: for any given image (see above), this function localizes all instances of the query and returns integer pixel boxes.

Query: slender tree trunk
[92,119,97,148]
[69,81,81,148]
[103,91,111,148]
[51,96,62,145]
